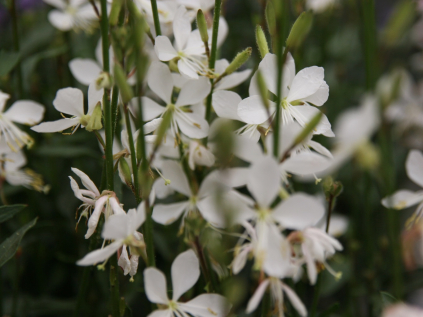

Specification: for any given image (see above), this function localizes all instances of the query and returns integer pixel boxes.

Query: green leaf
[0,217,37,268]
[0,204,26,223]
[0,51,21,76]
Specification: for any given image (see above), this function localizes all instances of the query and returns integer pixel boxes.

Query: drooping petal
[144,267,169,304]
[302,244,317,285]
[152,201,190,225]
[148,62,174,104]
[381,190,423,210]
[176,77,211,107]
[180,294,232,317]
[77,241,122,266]
[406,150,423,188]
[71,167,100,196]
[287,66,325,102]
[281,283,307,317]
[171,249,200,301]
[160,160,192,196]
[30,118,80,133]
[69,58,102,86]
[53,87,85,117]
[272,193,325,230]
[154,36,178,61]
[247,156,280,208]
[4,101,45,125]
[237,95,273,125]
[85,196,107,239]
[246,279,270,313]
[212,90,242,121]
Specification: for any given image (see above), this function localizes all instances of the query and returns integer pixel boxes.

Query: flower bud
[109,0,122,27]
[154,110,172,149]
[119,157,133,188]
[265,1,276,38]
[224,47,252,75]
[286,11,313,50]
[322,176,343,199]
[255,25,269,59]
[96,72,113,90]
[114,63,133,104]
[256,71,270,110]
[197,9,209,43]
[85,102,103,132]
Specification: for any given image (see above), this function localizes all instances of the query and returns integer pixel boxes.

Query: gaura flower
[144,249,232,317]
[188,140,215,170]
[0,91,45,151]
[32,83,103,134]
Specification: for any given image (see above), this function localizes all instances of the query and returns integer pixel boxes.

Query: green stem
[325,195,335,233]
[204,0,223,145]
[109,254,120,317]
[111,85,120,136]
[9,0,23,98]
[150,0,162,36]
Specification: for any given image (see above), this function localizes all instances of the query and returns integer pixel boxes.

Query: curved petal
[247,156,280,208]
[71,167,100,195]
[171,249,200,300]
[406,150,423,188]
[212,90,242,121]
[287,66,325,102]
[69,58,102,86]
[249,53,278,96]
[272,193,325,230]
[30,117,80,133]
[53,87,84,117]
[136,97,165,121]
[148,61,174,104]
[281,283,307,317]
[231,245,250,274]
[237,95,273,124]
[77,241,122,266]
[5,101,45,125]
[281,152,331,176]
[178,59,199,79]
[246,279,270,313]
[48,10,73,31]
[152,201,190,225]
[176,77,211,107]
[144,267,169,304]
[180,294,232,317]
[303,81,329,106]
[292,105,334,137]
[154,36,178,61]
[215,69,252,91]
[381,190,423,210]
[160,160,192,196]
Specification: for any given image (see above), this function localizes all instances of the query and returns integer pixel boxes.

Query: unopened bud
[225,47,252,75]
[286,11,313,50]
[114,64,133,104]
[256,71,270,110]
[322,176,343,199]
[119,157,133,187]
[127,0,145,50]
[294,111,322,146]
[265,1,276,37]
[86,102,103,131]
[255,25,269,59]
[197,9,209,43]
[154,111,172,149]
[96,72,113,90]
[109,0,122,26]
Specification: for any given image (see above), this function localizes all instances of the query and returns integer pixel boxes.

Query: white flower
[382,150,423,221]
[135,61,210,139]
[31,83,103,134]
[144,249,232,317]
[306,0,335,12]
[43,0,98,32]
[77,202,146,266]
[246,277,307,317]
[176,0,215,13]
[382,303,423,317]
[0,91,45,151]
[238,53,334,137]
[188,140,215,170]
[137,0,179,36]
[118,231,144,279]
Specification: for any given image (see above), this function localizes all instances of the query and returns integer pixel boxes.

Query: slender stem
[204,0,223,145]
[109,254,120,317]
[111,86,120,136]
[325,195,335,233]
[9,0,23,99]
[150,0,162,36]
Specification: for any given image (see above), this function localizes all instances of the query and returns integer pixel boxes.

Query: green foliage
[0,204,26,223]
[0,51,20,76]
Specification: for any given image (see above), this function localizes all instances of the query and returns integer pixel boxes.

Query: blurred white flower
[381,303,423,317]
[306,0,335,13]
[188,140,215,170]
[144,249,231,317]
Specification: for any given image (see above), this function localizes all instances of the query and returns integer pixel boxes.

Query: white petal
[247,156,280,208]
[148,61,174,104]
[71,167,100,196]
[175,112,209,139]
[406,150,423,188]
[308,140,333,158]
[53,87,84,117]
[48,10,74,31]
[180,294,232,317]
[176,77,211,107]
[102,214,129,240]
[85,196,107,239]
[246,279,270,313]
[249,53,278,96]
[302,245,317,285]
[129,202,147,232]
[231,246,250,274]
[118,246,131,275]
[30,117,80,133]
[152,201,190,225]
[212,90,242,121]
[171,249,200,300]
[88,83,103,114]
[4,101,45,125]
[293,105,334,137]
[160,160,192,196]
[215,69,252,91]
[147,309,172,317]
[287,66,325,102]
[281,283,307,317]
[233,135,263,163]
[136,97,165,121]
[173,6,191,51]
[144,267,169,304]
[237,95,272,125]
[178,59,199,79]
[272,193,325,230]
[381,190,423,210]
[77,241,122,266]
[154,36,178,61]
[281,152,331,176]
[69,58,102,86]
[303,81,329,106]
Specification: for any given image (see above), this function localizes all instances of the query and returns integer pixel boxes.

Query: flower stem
[8,0,23,99]
[204,0,223,145]
[150,0,162,36]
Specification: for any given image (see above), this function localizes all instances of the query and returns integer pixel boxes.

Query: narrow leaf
[0,204,26,223]
[0,51,20,76]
